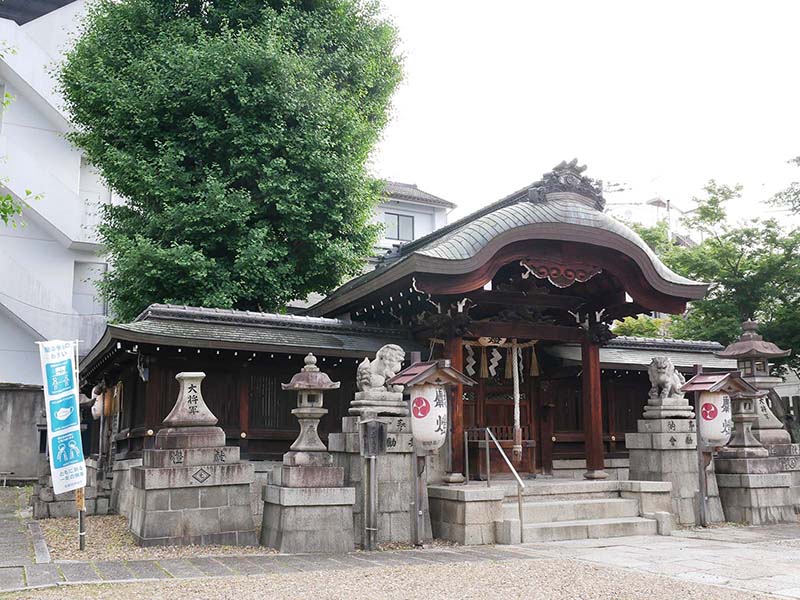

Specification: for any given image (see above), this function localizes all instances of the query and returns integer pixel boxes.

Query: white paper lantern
[409,383,448,452]
[699,391,732,446]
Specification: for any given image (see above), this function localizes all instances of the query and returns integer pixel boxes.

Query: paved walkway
[2,484,800,597]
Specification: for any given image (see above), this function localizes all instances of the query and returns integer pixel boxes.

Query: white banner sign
[38,340,86,495]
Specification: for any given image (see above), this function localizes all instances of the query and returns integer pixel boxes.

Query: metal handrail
[463,427,525,543]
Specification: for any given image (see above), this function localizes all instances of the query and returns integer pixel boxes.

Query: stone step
[499,480,622,503]
[501,498,640,523]
[521,516,657,543]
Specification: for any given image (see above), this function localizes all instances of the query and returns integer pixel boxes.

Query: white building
[374,181,454,250]
[0,0,110,386]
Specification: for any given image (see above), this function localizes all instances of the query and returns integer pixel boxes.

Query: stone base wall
[31,457,111,519]
[260,485,355,553]
[716,455,796,525]
[428,486,504,545]
[330,416,426,547]
[111,458,142,521]
[129,444,257,547]
[130,481,256,546]
[627,418,724,525]
[767,444,800,510]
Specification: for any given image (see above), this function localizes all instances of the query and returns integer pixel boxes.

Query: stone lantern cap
[716,321,791,359]
[282,354,341,391]
[681,370,763,397]
[385,359,477,388]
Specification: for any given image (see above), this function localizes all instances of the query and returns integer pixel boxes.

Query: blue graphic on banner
[51,430,84,470]
[49,395,79,433]
[45,359,74,395]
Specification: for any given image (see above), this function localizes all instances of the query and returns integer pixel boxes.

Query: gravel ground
[39,515,272,561]
[6,559,776,600]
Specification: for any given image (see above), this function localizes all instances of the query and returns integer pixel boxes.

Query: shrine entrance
[462,339,540,477]
[308,161,708,480]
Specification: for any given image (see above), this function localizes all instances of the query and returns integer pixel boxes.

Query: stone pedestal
[260,353,356,553]
[768,444,800,510]
[261,484,355,553]
[349,390,409,417]
[627,418,724,525]
[129,373,256,546]
[716,455,795,524]
[330,416,429,546]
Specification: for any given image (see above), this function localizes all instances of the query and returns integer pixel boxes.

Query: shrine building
[80,161,716,480]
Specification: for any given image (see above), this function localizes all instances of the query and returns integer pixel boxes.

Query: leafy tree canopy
[629,181,800,375]
[60,0,402,321]
[611,314,668,338]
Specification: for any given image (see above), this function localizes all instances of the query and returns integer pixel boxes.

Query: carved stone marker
[627,357,724,526]
[129,372,256,546]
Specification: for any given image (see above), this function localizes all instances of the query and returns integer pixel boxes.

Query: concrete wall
[0,384,43,480]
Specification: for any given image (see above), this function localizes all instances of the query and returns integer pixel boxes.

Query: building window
[385,213,414,241]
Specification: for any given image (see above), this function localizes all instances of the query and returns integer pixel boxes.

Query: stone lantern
[279,353,342,487]
[716,321,792,445]
[261,353,356,553]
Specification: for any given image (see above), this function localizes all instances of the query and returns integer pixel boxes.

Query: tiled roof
[81,304,423,372]
[384,181,456,209]
[544,337,736,371]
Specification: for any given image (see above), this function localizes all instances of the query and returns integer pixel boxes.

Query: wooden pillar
[238,375,250,458]
[581,339,607,479]
[445,337,465,476]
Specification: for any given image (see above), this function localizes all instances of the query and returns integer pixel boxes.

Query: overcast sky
[372,1,800,224]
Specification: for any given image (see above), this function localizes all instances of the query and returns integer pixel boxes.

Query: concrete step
[521,516,657,543]
[502,498,640,523]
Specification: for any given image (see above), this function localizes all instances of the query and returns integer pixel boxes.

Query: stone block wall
[428,486,505,545]
[31,457,111,519]
[330,416,422,546]
[130,482,255,546]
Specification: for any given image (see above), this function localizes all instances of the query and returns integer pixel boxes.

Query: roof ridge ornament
[531,158,606,211]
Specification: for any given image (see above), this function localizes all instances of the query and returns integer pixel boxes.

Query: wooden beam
[462,290,585,311]
[581,339,607,479]
[467,321,585,343]
[445,337,465,477]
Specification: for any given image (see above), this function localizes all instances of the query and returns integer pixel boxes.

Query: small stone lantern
[716,321,792,445]
[279,353,343,487]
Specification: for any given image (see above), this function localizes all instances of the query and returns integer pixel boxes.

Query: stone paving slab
[125,561,170,580]
[0,567,25,592]
[157,558,206,579]
[94,561,134,581]
[58,562,101,584]
[23,564,62,588]
[187,557,235,577]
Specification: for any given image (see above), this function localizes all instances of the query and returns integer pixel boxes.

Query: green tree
[59,0,402,321]
[632,182,800,374]
[612,314,668,338]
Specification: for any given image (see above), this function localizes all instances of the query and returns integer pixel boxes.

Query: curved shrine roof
[308,161,707,316]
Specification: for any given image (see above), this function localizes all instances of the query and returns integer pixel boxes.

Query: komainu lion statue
[647,356,685,400]
[356,344,405,393]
